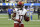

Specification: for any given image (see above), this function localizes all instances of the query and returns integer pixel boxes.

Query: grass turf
[0,14,40,27]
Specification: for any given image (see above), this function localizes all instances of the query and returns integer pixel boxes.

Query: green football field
[0,14,40,27]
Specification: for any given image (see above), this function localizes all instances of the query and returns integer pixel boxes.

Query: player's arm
[12,9,18,21]
[24,13,27,19]
[12,13,21,23]
[12,13,16,21]
[12,13,19,21]
[12,9,17,21]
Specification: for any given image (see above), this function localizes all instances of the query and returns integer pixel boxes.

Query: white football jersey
[13,8,27,23]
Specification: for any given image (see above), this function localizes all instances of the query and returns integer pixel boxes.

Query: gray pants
[8,14,11,19]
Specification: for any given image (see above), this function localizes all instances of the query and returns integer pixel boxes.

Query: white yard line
[29,19,40,21]
[0,17,8,18]
[0,17,40,21]
[0,14,8,15]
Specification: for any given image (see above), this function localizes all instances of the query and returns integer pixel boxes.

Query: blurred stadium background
[0,0,40,27]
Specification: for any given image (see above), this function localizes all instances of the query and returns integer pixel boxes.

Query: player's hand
[13,19,21,23]
[16,19,21,23]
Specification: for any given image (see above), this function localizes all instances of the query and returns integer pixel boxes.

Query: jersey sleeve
[23,8,27,13]
[25,9,27,16]
[13,8,18,13]
[26,10,27,13]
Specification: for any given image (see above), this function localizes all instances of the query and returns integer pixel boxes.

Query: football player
[12,1,29,27]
